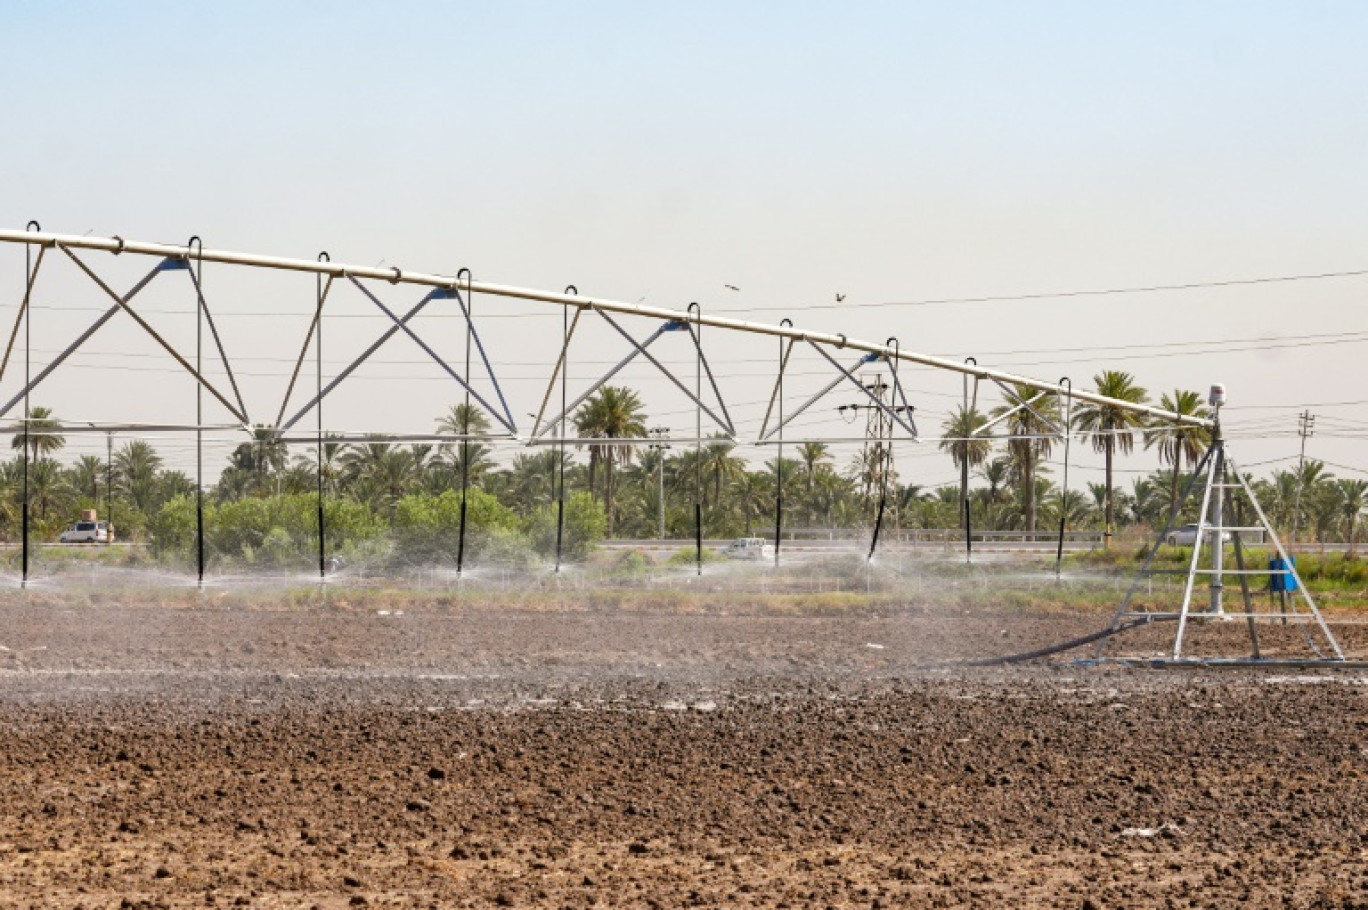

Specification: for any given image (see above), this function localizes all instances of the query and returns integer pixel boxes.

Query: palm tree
[941,406,991,527]
[573,386,647,536]
[229,425,287,495]
[27,458,74,522]
[1336,479,1368,557]
[438,403,494,488]
[730,471,771,537]
[797,442,831,491]
[507,450,568,512]
[12,405,64,462]
[340,439,421,511]
[1290,459,1333,543]
[1143,389,1210,523]
[699,436,746,511]
[991,384,1057,533]
[1072,372,1149,548]
[69,454,105,505]
[295,433,346,496]
[113,440,163,514]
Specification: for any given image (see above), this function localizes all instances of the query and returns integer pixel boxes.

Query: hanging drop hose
[914,615,1180,668]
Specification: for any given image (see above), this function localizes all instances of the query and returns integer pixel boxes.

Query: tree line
[2,370,1365,562]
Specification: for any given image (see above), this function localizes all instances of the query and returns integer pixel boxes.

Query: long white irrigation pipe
[0,230,1213,429]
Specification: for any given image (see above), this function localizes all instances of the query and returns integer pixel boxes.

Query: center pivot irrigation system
[0,226,1346,665]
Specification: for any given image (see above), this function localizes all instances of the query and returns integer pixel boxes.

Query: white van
[722,537,773,560]
[59,520,111,544]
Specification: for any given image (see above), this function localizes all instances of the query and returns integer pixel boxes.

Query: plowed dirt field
[1,596,1366,908]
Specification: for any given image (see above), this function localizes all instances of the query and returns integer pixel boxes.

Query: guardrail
[604,530,1105,549]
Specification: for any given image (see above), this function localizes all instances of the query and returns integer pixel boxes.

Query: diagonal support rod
[0,244,46,384]
[276,275,334,427]
[58,246,247,424]
[1228,454,1344,660]
[280,286,443,432]
[346,275,515,435]
[806,342,918,438]
[759,361,850,442]
[0,258,166,419]
[683,322,736,435]
[531,318,671,440]
[531,306,583,438]
[988,380,1062,436]
[758,336,796,441]
[184,263,250,424]
[598,311,733,436]
[450,285,517,435]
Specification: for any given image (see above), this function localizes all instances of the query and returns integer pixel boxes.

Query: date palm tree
[1072,372,1149,548]
[12,405,64,462]
[113,440,163,514]
[573,386,647,536]
[1143,389,1210,524]
[941,405,991,527]
[69,454,105,505]
[437,403,494,487]
[27,457,75,522]
[699,436,746,511]
[1336,479,1368,557]
[340,439,420,511]
[731,471,771,537]
[228,425,287,495]
[991,384,1057,533]
[797,442,831,491]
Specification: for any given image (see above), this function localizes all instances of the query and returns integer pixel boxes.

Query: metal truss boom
[0,230,1211,430]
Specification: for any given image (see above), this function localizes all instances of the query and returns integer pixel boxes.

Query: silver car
[1164,523,1231,547]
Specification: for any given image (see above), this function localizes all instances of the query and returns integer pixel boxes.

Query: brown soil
[1,594,1367,908]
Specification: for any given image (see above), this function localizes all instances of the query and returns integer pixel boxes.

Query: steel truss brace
[345,275,515,434]
[0,244,46,384]
[0,231,1215,430]
[0,252,249,422]
[277,275,334,427]
[976,380,1063,437]
[530,309,735,442]
[175,258,249,422]
[757,340,918,443]
[279,279,516,435]
[51,246,248,423]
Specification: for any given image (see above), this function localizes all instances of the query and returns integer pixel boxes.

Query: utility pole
[836,374,909,527]
[649,427,670,540]
[1290,410,1315,545]
[106,433,114,535]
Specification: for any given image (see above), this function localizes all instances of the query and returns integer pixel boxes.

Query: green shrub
[391,489,524,567]
[148,494,385,568]
[526,492,606,562]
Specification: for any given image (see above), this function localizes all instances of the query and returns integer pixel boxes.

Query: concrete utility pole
[649,427,670,541]
[1290,410,1315,545]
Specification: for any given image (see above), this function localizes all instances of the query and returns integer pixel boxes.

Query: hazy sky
[3,1,1367,492]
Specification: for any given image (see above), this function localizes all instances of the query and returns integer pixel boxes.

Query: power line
[708,266,1368,315]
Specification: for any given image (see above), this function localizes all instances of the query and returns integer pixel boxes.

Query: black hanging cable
[962,356,977,563]
[556,286,576,572]
[189,236,205,587]
[774,319,792,568]
[316,252,329,581]
[689,302,702,577]
[867,337,898,562]
[456,268,473,578]
[22,220,38,587]
[1055,376,1072,579]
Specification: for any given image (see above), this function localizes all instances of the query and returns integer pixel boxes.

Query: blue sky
[3,2,1367,485]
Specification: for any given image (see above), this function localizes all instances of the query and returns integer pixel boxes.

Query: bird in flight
[835,293,846,303]
[724,284,740,292]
